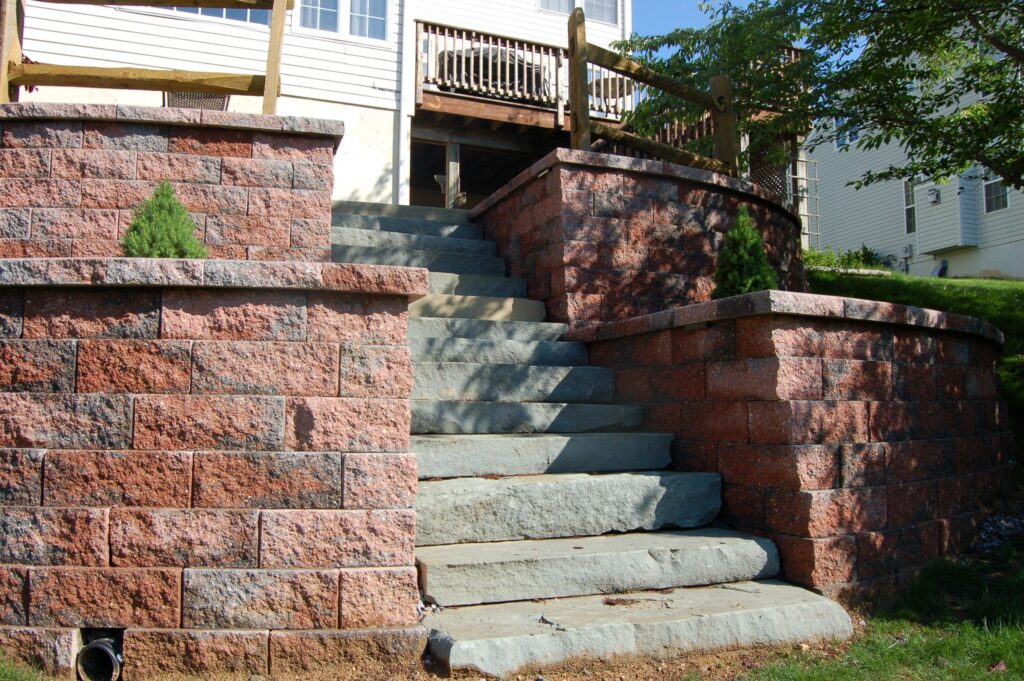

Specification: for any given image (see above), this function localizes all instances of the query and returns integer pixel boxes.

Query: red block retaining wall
[0,259,429,678]
[471,149,807,327]
[0,103,343,261]
[571,290,1014,599]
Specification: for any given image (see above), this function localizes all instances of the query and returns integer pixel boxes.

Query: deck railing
[568,8,739,176]
[415,20,650,123]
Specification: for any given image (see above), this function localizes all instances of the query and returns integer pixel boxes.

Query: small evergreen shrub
[712,206,779,299]
[121,181,208,258]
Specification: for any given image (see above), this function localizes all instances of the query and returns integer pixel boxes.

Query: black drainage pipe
[76,637,122,681]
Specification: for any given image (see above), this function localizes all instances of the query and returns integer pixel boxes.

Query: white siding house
[808,135,1024,279]
[17,0,631,204]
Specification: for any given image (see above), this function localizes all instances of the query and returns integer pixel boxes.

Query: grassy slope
[752,539,1024,680]
[0,658,37,681]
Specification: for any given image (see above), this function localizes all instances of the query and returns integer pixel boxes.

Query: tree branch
[967,15,1024,63]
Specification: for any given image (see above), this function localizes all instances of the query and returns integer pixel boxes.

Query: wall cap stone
[0,103,345,142]
[0,258,428,299]
[469,148,798,223]
[565,289,1004,346]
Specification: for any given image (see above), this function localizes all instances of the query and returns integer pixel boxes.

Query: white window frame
[834,117,860,149]
[903,178,917,234]
[291,0,391,47]
[537,0,575,17]
[536,0,619,26]
[584,0,619,25]
[117,5,271,34]
[983,177,1010,213]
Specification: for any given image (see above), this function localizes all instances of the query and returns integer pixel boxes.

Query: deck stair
[331,200,854,678]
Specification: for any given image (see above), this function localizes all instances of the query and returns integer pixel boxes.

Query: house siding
[809,135,1024,279]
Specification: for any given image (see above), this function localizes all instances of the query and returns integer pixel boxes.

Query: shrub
[712,205,779,299]
[804,243,888,270]
[121,181,207,258]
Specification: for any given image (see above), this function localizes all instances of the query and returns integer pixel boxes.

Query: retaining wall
[0,258,428,677]
[472,148,807,327]
[0,103,342,261]
[571,290,1014,598]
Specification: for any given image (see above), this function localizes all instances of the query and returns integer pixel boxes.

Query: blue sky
[632,1,710,36]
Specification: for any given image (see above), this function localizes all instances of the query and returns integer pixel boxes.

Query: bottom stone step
[417,529,780,606]
[425,581,854,678]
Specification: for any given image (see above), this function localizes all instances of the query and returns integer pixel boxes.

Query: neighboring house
[807,131,1024,279]
[18,0,631,206]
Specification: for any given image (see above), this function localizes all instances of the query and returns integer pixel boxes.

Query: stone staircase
[331,201,853,678]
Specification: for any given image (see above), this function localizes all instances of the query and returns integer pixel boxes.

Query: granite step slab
[424,580,854,678]
[413,432,672,479]
[411,400,643,435]
[417,529,780,606]
[416,471,721,546]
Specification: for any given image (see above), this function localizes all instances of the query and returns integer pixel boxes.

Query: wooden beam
[34,0,294,9]
[591,122,731,175]
[708,74,739,175]
[9,63,270,96]
[586,43,720,112]
[445,142,461,209]
[0,0,24,103]
[413,119,562,156]
[261,0,287,114]
[567,8,590,149]
[418,91,570,130]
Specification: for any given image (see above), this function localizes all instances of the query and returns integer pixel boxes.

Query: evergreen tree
[122,181,207,258]
[712,206,779,299]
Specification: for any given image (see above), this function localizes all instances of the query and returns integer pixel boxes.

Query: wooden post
[709,74,739,176]
[445,142,460,209]
[567,7,590,150]
[415,21,424,106]
[0,0,24,103]
[261,0,287,114]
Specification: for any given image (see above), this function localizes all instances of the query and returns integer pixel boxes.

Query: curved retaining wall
[570,290,1014,600]
[0,103,343,261]
[472,148,807,328]
[0,259,428,677]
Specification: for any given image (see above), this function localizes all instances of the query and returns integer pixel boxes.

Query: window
[299,0,387,40]
[300,0,338,32]
[834,117,860,149]
[538,0,618,23]
[538,0,573,13]
[585,0,617,23]
[349,0,386,39]
[173,6,269,25]
[984,177,1009,213]
[904,179,916,234]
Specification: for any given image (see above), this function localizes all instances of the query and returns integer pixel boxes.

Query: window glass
[174,6,269,24]
[835,117,860,149]
[300,0,339,32]
[538,0,573,13]
[904,179,916,234]
[350,0,386,39]
[984,178,1009,213]
[585,0,617,23]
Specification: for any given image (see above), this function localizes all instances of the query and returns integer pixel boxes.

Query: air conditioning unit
[904,244,914,257]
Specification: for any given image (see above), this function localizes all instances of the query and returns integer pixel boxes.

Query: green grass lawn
[0,657,38,681]
[750,537,1024,680]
